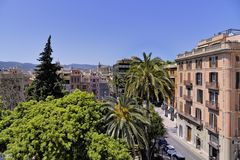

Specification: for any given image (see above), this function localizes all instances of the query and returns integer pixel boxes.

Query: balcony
[209,134,220,149]
[178,111,202,127]
[206,100,219,111]
[184,95,192,103]
[205,122,219,135]
[206,82,219,90]
[184,80,192,88]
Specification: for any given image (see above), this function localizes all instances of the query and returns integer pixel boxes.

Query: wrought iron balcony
[183,95,192,102]
[184,80,192,88]
[206,100,219,111]
[206,81,219,90]
[205,122,219,134]
[178,111,202,127]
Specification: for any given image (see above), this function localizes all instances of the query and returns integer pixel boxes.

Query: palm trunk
[132,147,136,160]
[145,90,150,160]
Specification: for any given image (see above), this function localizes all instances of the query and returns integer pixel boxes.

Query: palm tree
[125,52,173,114]
[103,95,150,157]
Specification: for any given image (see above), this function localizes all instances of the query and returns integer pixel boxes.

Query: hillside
[0,61,97,71]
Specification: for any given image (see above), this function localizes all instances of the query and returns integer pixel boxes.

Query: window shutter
[216,56,218,67]
[209,57,212,67]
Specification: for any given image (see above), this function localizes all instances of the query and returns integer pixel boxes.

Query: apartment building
[0,68,30,109]
[70,69,82,91]
[61,68,110,99]
[164,63,178,120]
[176,29,240,160]
[113,58,132,96]
[97,63,112,78]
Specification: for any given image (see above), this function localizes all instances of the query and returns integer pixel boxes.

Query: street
[166,133,203,160]
[155,107,208,160]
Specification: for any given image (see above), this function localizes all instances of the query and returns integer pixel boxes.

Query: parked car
[171,152,185,160]
[158,137,168,146]
[166,148,177,157]
[163,144,175,154]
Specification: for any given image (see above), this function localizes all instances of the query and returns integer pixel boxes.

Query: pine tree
[27,36,64,100]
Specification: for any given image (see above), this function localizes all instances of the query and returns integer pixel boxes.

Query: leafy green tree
[0,90,130,160]
[87,132,132,160]
[103,96,149,157]
[164,60,176,64]
[148,106,166,159]
[27,36,64,100]
[126,52,173,113]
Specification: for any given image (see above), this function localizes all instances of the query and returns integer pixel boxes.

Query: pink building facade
[176,29,240,160]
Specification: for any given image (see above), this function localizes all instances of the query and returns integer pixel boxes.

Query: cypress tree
[28,36,64,100]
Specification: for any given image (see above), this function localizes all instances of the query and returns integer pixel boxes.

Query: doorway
[196,137,201,149]
[186,126,192,142]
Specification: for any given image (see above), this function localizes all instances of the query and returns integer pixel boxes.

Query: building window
[209,113,217,129]
[179,125,183,137]
[195,108,202,120]
[179,62,184,70]
[185,104,191,115]
[180,86,183,97]
[186,61,192,70]
[197,89,203,104]
[180,73,183,84]
[180,102,183,112]
[209,72,218,83]
[196,59,202,69]
[209,56,218,68]
[187,72,191,81]
[236,56,240,62]
[236,72,240,89]
[238,118,240,136]
[209,91,218,103]
[187,88,191,97]
[82,85,87,90]
[196,73,202,85]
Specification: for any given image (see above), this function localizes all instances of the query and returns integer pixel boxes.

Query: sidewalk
[155,107,208,160]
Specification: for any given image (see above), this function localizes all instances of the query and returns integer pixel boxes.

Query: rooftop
[176,29,240,60]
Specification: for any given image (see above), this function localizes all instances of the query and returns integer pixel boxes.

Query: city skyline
[0,0,239,65]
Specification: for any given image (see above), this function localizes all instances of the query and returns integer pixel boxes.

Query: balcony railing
[177,42,240,59]
[209,156,219,160]
[184,80,192,88]
[178,111,202,127]
[206,100,219,111]
[184,95,192,102]
[205,122,219,134]
[206,81,219,90]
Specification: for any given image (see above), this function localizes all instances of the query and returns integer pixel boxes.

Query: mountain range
[0,61,97,71]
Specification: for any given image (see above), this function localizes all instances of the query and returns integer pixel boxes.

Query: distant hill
[63,64,97,70]
[0,61,97,71]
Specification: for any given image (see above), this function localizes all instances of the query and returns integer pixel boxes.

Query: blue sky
[0,0,239,65]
